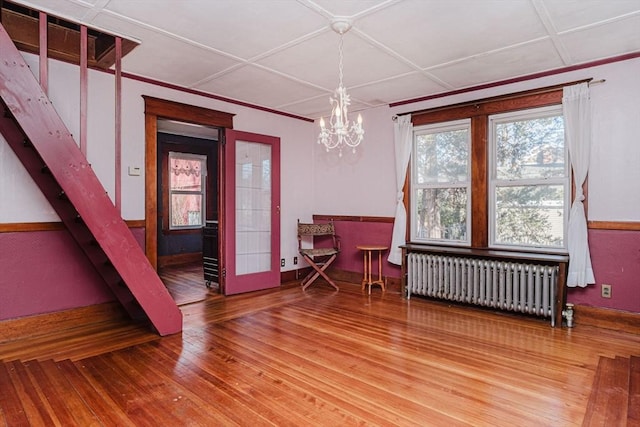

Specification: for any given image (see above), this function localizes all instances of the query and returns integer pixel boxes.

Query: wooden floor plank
[56,359,137,427]
[24,359,102,426]
[628,356,640,426]
[1,268,639,426]
[0,362,30,425]
[6,361,56,427]
[139,340,303,426]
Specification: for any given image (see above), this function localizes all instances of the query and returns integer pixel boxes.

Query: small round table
[356,245,388,294]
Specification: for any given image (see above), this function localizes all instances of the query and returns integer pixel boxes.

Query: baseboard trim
[575,305,640,334]
[281,267,401,293]
[0,302,127,343]
[158,252,201,268]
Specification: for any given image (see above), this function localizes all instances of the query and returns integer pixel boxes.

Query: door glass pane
[236,140,272,275]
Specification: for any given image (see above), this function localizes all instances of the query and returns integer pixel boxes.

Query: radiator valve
[562,303,575,328]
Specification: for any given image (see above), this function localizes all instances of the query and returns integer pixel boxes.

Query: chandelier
[318,19,364,156]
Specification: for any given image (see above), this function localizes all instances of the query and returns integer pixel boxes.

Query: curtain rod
[392,77,604,120]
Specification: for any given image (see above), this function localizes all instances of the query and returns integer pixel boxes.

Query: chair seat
[300,248,339,258]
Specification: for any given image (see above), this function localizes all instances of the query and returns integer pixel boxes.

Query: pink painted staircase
[0,24,181,336]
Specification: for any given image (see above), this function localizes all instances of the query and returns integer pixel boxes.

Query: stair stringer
[0,24,181,336]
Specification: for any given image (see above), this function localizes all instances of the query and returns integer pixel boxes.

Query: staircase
[0,24,181,335]
[582,355,640,426]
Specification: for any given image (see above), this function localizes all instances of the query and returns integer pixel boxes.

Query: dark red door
[222,130,281,295]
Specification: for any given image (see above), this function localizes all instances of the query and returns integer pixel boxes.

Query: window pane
[170,158,203,191]
[415,188,467,241]
[495,115,564,180]
[171,194,203,227]
[415,129,468,184]
[495,185,564,247]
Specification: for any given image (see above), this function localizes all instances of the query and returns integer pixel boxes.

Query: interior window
[168,152,207,229]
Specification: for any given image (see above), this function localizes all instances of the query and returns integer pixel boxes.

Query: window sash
[488,106,569,251]
[411,119,471,245]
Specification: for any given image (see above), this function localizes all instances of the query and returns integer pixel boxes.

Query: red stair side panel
[0,24,181,336]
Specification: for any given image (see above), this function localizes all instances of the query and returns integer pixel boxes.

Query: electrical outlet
[281,258,285,267]
[601,284,612,298]
[293,256,298,265]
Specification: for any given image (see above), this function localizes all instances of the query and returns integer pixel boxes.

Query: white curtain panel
[388,115,413,265]
[563,83,595,287]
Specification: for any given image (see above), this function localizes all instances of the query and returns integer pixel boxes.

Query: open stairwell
[582,355,640,427]
[0,23,181,335]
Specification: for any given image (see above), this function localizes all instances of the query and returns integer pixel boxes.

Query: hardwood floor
[160,262,220,306]
[1,267,639,426]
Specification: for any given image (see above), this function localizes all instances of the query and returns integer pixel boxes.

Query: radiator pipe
[562,303,575,328]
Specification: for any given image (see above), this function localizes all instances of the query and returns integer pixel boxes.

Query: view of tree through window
[412,120,470,244]
[491,107,567,249]
[409,87,570,250]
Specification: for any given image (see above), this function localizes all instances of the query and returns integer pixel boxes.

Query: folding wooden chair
[297,220,340,290]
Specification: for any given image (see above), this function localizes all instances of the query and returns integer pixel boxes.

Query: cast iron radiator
[406,252,562,326]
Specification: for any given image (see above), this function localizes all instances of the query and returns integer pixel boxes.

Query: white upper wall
[312,104,397,217]
[1,54,638,240]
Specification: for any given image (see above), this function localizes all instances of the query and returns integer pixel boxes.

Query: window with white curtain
[408,85,576,250]
[411,119,471,245]
[489,106,569,250]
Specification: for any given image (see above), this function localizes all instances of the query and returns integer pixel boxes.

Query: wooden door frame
[143,96,234,269]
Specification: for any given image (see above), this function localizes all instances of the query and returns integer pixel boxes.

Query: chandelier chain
[338,34,344,89]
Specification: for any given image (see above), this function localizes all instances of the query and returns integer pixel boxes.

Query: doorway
[143,96,282,298]
[156,127,218,268]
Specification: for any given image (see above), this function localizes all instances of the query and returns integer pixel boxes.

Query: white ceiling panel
[348,72,448,106]
[91,14,241,86]
[12,0,95,21]
[193,65,327,111]
[558,15,640,63]
[304,0,393,17]
[428,38,565,88]
[356,0,548,68]
[103,0,328,59]
[9,0,640,120]
[257,29,415,90]
[541,0,640,32]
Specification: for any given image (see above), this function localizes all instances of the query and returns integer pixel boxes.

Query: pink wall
[0,230,114,320]
[322,219,402,279]
[326,220,639,314]
[567,229,640,313]
[0,227,146,321]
